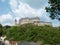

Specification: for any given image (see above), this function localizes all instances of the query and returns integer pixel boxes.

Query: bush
[6,24,60,44]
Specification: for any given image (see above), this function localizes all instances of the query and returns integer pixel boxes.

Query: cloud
[9,0,51,22]
[51,20,60,27]
[8,0,60,26]
[0,14,13,22]
[9,0,18,10]
[3,23,13,26]
[53,23,60,27]
[0,14,13,25]
[0,0,59,26]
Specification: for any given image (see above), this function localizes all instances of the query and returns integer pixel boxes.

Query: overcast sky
[0,0,60,27]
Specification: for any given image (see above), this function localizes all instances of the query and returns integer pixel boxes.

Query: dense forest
[0,24,60,44]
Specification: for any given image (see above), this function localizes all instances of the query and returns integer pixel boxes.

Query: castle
[14,17,52,26]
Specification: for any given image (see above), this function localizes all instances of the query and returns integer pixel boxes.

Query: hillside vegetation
[5,24,60,44]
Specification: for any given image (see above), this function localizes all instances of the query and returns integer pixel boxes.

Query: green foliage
[4,25,11,29]
[45,0,60,20]
[0,24,10,36]
[6,24,60,44]
[0,24,3,36]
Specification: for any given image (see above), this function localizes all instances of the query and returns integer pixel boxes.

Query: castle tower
[14,19,17,26]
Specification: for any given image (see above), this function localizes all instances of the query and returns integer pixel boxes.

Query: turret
[14,19,17,26]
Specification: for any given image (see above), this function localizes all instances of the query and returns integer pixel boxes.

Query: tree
[0,24,3,36]
[4,25,11,29]
[45,0,60,20]
[0,24,6,36]
[6,24,60,44]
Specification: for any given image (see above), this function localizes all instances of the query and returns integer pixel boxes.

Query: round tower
[14,19,17,26]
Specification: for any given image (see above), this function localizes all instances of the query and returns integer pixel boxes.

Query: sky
[0,0,60,27]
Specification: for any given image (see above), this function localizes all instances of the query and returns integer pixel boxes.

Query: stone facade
[14,17,52,26]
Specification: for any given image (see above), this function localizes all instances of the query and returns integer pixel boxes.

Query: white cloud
[53,23,60,27]
[51,20,60,27]
[9,0,60,27]
[9,0,51,22]
[0,0,58,26]
[0,14,13,23]
[9,0,18,10]
[3,23,13,26]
